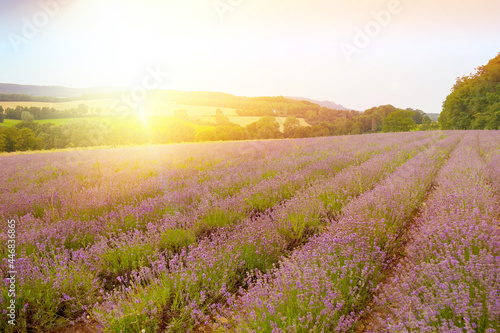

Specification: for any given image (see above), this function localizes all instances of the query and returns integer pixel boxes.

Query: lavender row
[373,132,500,332]
[225,133,461,332]
[88,133,445,332]
[480,130,500,196]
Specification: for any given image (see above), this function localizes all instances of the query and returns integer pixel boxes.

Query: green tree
[17,128,43,151]
[21,111,34,122]
[382,110,416,132]
[246,116,282,139]
[364,105,398,117]
[440,52,500,129]
[0,106,4,123]
[214,125,245,141]
[2,127,21,151]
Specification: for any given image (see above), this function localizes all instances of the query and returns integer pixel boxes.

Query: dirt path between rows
[355,182,438,332]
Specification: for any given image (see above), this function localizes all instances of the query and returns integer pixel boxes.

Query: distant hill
[0,83,122,98]
[286,96,350,111]
[425,113,440,122]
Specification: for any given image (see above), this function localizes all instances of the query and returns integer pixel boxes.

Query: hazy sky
[1,0,499,113]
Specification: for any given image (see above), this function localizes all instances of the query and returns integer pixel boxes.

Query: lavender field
[1,131,499,333]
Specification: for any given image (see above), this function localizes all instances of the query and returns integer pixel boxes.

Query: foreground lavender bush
[231,233,385,332]
[0,251,102,332]
[374,133,500,332]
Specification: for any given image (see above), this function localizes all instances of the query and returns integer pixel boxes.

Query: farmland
[1,131,499,332]
[0,98,241,126]
[0,115,308,132]
[0,100,237,116]
[0,97,310,133]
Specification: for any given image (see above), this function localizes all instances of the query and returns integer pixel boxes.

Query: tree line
[1,105,100,120]
[0,106,436,153]
[439,52,500,130]
[0,93,67,103]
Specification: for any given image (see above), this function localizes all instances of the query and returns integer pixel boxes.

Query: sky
[1,0,499,114]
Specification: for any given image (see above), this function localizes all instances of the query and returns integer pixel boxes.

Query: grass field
[1,131,498,333]
[0,119,21,127]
